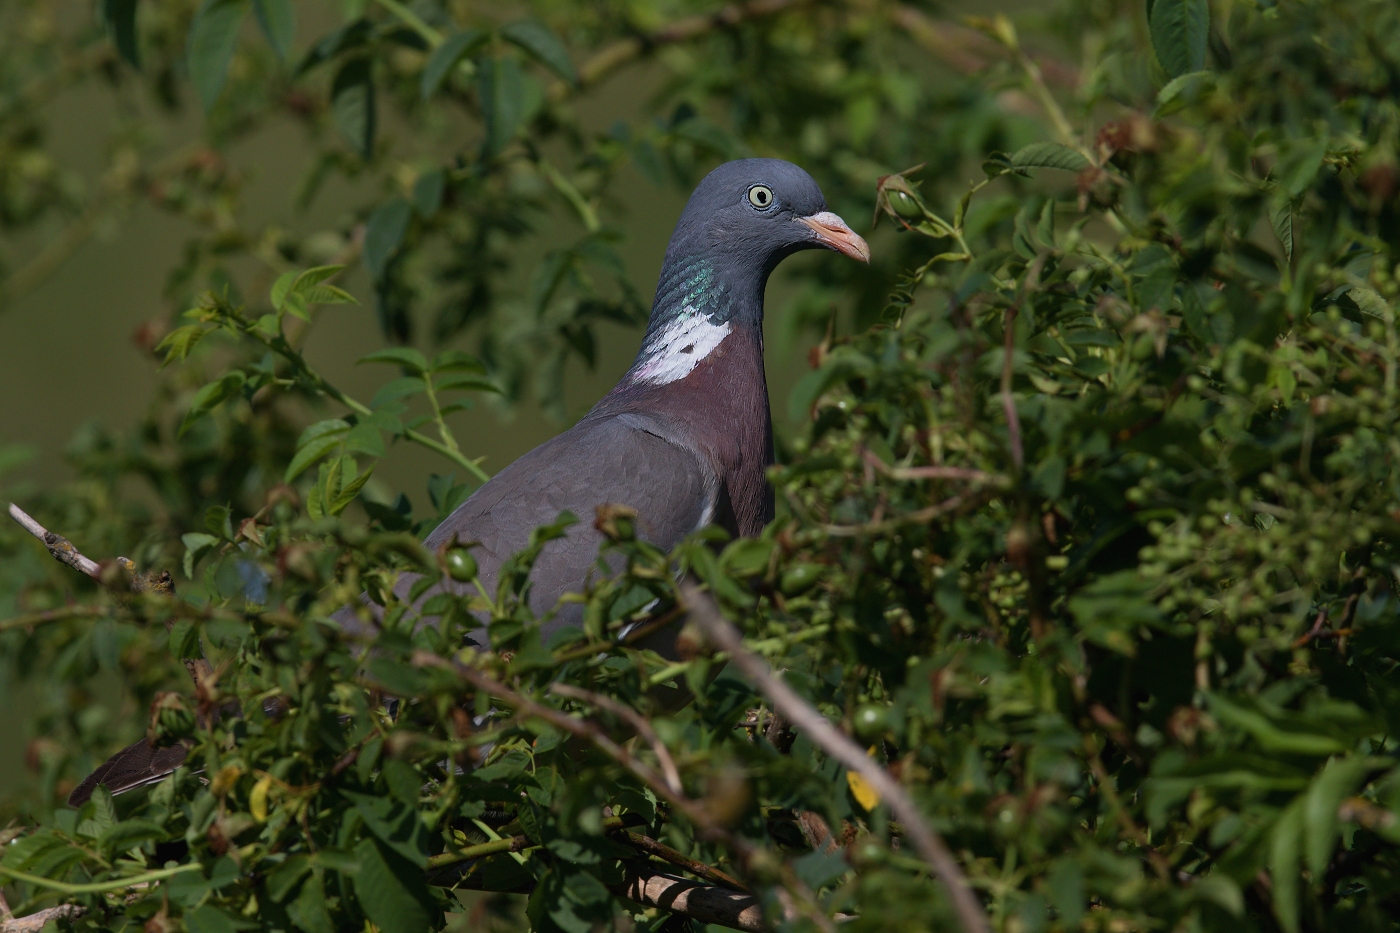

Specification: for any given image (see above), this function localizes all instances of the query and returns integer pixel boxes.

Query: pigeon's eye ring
[747,185,774,210]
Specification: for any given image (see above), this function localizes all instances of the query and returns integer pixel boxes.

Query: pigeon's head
[670,158,870,277]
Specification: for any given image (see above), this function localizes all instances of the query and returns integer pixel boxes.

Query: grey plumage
[69,158,868,805]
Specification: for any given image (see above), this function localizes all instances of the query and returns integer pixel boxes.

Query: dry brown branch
[549,682,684,796]
[1,904,86,933]
[614,831,751,893]
[410,651,839,932]
[858,449,1009,486]
[7,502,211,687]
[570,0,816,91]
[680,583,991,933]
[818,490,981,537]
[9,503,102,577]
[1002,306,1024,473]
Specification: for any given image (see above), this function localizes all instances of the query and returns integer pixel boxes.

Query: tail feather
[68,739,191,807]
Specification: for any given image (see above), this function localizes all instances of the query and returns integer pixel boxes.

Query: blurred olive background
[0,0,1043,797]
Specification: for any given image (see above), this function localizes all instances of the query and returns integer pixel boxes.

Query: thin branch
[680,583,991,933]
[569,0,816,92]
[550,682,684,797]
[0,605,107,634]
[1,904,85,933]
[7,503,211,687]
[410,651,839,933]
[0,863,200,896]
[614,831,751,893]
[818,490,981,537]
[9,503,101,577]
[1002,306,1023,473]
[858,449,1009,486]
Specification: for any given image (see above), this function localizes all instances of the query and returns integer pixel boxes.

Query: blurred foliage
[6,0,1400,932]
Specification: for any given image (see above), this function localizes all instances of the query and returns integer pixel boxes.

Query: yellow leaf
[847,770,881,811]
[210,764,243,797]
[250,774,273,822]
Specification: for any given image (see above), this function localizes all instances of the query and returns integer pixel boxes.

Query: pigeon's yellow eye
[747,185,774,209]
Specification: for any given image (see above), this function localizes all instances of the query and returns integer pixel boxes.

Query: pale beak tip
[799,211,872,263]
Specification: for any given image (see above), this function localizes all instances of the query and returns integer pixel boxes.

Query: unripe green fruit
[444,548,478,582]
[889,189,922,219]
[853,703,889,740]
[780,562,822,596]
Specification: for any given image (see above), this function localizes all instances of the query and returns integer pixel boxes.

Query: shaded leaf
[332,56,375,160]
[501,20,576,85]
[1149,0,1209,79]
[419,28,484,99]
[188,0,247,111]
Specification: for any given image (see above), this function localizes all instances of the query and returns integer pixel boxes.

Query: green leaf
[363,199,412,282]
[478,56,527,157]
[1148,0,1209,79]
[371,377,427,408]
[412,170,445,217]
[433,372,499,394]
[342,791,429,868]
[98,819,168,858]
[169,616,202,658]
[332,56,375,160]
[1268,194,1294,264]
[296,18,369,76]
[289,870,334,933]
[1010,142,1091,173]
[359,347,428,374]
[419,28,484,99]
[1269,799,1304,933]
[180,370,247,436]
[155,324,209,365]
[430,351,485,374]
[102,0,141,68]
[251,0,294,61]
[1304,757,1383,876]
[1153,70,1211,115]
[1278,137,1328,198]
[185,907,240,933]
[188,0,247,111]
[274,265,354,316]
[328,461,374,515]
[285,419,350,482]
[500,20,576,85]
[1207,695,1349,756]
[352,838,434,933]
[181,533,219,578]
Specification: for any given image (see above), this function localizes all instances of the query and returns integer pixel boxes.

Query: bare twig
[1,904,86,933]
[9,503,101,577]
[0,605,107,633]
[7,503,211,687]
[614,831,751,893]
[858,449,1009,486]
[819,490,981,537]
[569,0,815,91]
[680,584,991,933]
[550,682,684,797]
[410,651,839,933]
[1001,306,1023,473]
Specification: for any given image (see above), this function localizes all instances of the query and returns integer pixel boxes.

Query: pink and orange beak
[798,211,871,263]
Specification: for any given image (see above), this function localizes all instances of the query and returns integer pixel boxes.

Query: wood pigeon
[68,158,868,804]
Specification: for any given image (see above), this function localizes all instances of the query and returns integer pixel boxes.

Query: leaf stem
[0,863,201,895]
[373,0,443,47]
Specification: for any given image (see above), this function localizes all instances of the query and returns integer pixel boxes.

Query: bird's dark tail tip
[68,739,191,807]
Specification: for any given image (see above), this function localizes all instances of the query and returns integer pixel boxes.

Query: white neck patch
[631,308,731,385]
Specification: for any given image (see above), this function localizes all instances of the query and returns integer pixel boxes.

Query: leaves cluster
[6,1,1400,933]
